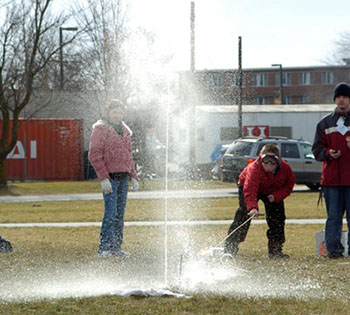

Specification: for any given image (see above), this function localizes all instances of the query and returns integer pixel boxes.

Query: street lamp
[59,27,78,89]
[271,64,284,104]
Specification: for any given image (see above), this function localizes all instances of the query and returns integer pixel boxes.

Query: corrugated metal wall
[4,119,84,180]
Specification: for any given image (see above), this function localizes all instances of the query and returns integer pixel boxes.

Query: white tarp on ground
[114,288,190,298]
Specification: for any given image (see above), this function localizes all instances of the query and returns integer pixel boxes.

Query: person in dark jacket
[224,143,295,259]
[312,82,350,259]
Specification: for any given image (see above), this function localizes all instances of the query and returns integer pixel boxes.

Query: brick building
[178,65,350,105]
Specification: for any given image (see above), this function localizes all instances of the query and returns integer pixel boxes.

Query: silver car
[220,137,321,190]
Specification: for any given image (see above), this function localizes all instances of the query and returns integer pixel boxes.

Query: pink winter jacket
[88,120,138,180]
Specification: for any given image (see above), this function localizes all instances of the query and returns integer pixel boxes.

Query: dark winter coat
[312,110,350,186]
[238,156,295,211]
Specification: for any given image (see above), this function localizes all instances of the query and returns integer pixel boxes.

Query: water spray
[198,214,257,263]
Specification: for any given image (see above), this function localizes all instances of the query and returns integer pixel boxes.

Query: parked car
[220,137,321,190]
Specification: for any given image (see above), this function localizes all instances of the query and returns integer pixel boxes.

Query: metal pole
[189,1,196,176]
[238,36,243,137]
[190,2,195,72]
[59,27,78,90]
[59,27,63,89]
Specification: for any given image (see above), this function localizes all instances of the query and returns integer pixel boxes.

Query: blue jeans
[99,178,129,252]
[323,186,350,254]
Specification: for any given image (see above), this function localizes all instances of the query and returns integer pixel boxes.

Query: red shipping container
[2,119,84,181]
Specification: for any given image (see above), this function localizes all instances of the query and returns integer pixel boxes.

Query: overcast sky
[127,0,350,70]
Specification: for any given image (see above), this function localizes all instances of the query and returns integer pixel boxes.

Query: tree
[325,31,350,65]
[71,0,175,177]
[0,0,78,186]
[71,0,130,102]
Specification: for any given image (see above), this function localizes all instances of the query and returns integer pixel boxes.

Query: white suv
[220,137,321,190]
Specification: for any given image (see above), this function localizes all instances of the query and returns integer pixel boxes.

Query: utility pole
[59,27,78,89]
[189,1,196,177]
[238,36,243,137]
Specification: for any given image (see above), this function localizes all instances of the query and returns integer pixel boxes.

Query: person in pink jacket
[89,99,139,257]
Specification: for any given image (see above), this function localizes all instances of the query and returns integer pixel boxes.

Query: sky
[127,0,350,71]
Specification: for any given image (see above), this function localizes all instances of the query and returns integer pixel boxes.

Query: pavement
[0,185,310,203]
[0,218,333,229]
[0,184,326,229]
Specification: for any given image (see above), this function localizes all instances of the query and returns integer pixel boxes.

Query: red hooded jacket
[238,156,295,211]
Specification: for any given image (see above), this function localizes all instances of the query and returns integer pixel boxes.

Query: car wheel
[306,183,321,191]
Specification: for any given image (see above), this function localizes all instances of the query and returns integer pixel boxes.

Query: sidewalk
[0,218,331,228]
[0,186,310,203]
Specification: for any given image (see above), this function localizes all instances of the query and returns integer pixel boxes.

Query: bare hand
[329,149,341,159]
[267,194,275,203]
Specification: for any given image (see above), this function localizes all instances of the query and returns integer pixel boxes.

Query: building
[178,65,350,105]
[172,104,335,168]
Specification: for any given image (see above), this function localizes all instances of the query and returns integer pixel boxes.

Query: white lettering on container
[6,140,37,159]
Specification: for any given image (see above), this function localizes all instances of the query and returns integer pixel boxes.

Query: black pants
[225,186,286,254]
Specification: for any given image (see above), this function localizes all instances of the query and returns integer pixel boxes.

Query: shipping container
[2,119,84,181]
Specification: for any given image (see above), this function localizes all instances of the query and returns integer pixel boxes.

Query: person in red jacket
[89,99,139,258]
[312,82,350,259]
[224,143,295,259]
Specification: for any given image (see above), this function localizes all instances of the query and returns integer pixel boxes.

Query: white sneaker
[114,250,130,258]
[98,250,114,257]
[98,249,130,258]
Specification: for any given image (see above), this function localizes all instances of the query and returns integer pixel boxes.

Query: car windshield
[226,141,253,156]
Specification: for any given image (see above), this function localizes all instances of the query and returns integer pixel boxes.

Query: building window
[208,74,223,87]
[253,73,268,87]
[254,96,268,105]
[298,72,314,85]
[229,73,237,86]
[220,127,239,141]
[284,96,292,104]
[299,95,309,104]
[276,73,291,86]
[229,72,246,87]
[322,72,335,84]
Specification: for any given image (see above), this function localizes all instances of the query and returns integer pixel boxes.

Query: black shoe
[327,252,344,259]
[224,245,238,256]
[0,237,12,252]
[269,251,290,259]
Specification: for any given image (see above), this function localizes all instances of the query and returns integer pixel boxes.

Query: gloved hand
[131,178,139,191]
[101,179,112,194]
[248,209,259,217]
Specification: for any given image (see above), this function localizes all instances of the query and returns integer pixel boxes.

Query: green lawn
[0,224,349,314]
[1,179,234,196]
[0,192,326,223]
[0,181,347,314]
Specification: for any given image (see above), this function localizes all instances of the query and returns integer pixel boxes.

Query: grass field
[0,180,349,314]
[1,179,234,196]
